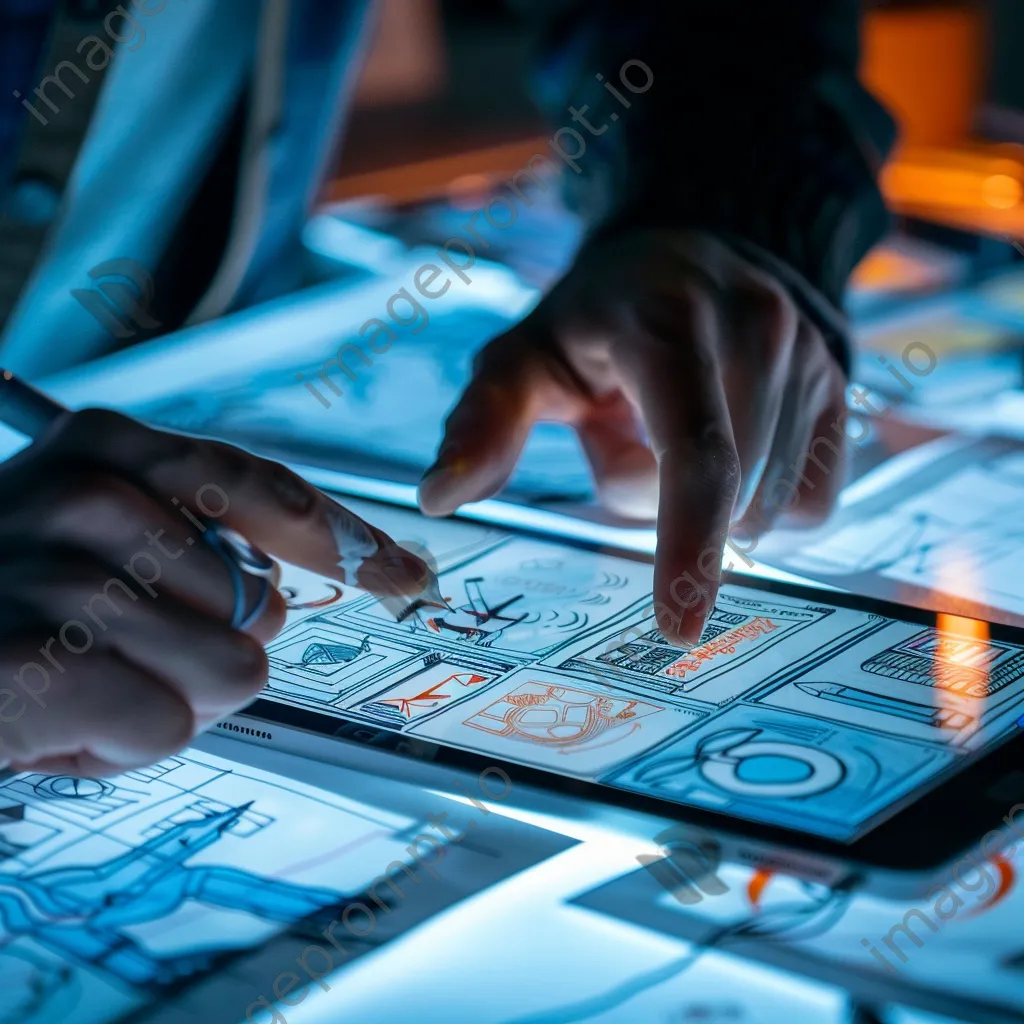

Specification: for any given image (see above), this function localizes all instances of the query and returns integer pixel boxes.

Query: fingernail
[730,525,754,546]
[421,458,462,487]
[372,550,430,589]
[418,467,460,516]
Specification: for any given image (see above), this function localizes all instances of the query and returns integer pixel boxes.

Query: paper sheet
[0,736,573,1024]
[753,435,1024,626]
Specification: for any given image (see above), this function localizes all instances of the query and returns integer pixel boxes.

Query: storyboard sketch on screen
[262,499,1024,845]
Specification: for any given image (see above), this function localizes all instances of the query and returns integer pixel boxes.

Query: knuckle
[21,549,112,602]
[59,407,127,445]
[672,277,712,314]
[265,462,316,521]
[46,473,143,539]
[633,280,708,336]
[469,327,534,379]
[740,280,798,354]
[470,339,507,379]
[146,434,205,481]
[205,442,251,496]
[695,428,741,491]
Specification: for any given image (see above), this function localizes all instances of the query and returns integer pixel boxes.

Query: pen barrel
[0,372,68,440]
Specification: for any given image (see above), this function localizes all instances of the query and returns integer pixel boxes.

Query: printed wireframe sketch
[754,435,1024,626]
[350,653,502,729]
[0,739,578,1024]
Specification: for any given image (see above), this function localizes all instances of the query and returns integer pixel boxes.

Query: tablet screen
[262,505,1024,842]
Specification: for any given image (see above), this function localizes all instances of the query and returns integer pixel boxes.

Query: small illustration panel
[347,654,505,729]
[606,705,954,840]
[266,619,425,705]
[554,588,874,707]
[348,538,651,660]
[861,628,1024,699]
[409,668,701,776]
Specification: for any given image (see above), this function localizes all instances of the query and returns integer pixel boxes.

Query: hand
[419,229,847,646]
[0,409,434,775]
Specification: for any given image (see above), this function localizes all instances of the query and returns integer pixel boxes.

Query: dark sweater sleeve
[508,0,897,373]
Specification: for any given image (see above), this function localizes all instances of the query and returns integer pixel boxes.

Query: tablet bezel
[246,511,1024,875]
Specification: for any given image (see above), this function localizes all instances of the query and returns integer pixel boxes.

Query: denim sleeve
[508,0,897,373]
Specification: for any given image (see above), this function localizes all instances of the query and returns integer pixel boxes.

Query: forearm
[512,0,897,371]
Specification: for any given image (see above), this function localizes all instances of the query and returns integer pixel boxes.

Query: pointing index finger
[611,301,740,647]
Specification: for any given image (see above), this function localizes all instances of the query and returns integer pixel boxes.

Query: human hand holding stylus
[0,371,444,776]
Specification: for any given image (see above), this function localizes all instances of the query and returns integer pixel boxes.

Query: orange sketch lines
[280,583,344,609]
[464,682,663,754]
[665,617,778,679]
[962,857,1016,919]
[380,672,487,718]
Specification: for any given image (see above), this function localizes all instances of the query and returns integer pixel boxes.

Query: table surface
[4,214,1024,1024]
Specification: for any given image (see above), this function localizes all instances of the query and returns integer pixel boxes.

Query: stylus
[0,369,450,617]
[0,369,68,439]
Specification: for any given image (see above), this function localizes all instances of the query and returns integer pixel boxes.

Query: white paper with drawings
[748,433,1024,626]
[0,734,573,1024]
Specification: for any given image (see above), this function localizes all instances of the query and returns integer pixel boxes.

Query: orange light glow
[935,613,989,645]
[746,869,775,909]
[862,5,985,148]
[933,612,990,722]
[880,145,1024,237]
[928,548,990,725]
[982,174,1024,210]
[961,857,1017,918]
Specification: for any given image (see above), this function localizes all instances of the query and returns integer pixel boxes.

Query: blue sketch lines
[773,441,1024,620]
[22,777,134,821]
[0,803,356,986]
[0,751,416,1019]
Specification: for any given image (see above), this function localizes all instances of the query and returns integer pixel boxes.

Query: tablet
[237,499,1024,892]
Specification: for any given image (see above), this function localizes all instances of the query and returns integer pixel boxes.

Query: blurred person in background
[0,0,893,772]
